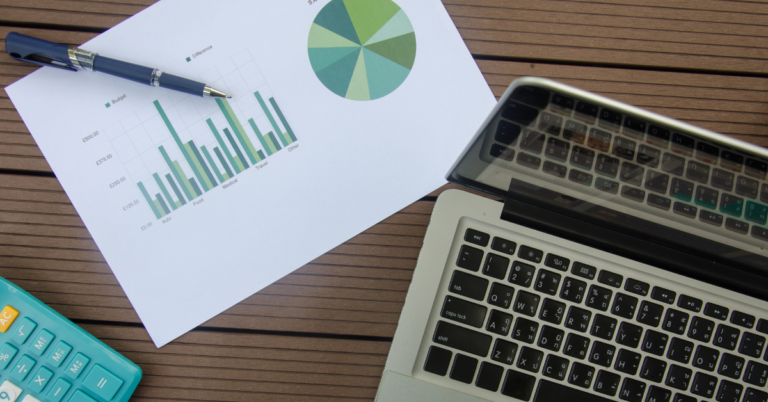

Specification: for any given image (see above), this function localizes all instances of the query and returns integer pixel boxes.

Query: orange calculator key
[0,306,19,332]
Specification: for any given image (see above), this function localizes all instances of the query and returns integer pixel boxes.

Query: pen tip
[203,86,231,99]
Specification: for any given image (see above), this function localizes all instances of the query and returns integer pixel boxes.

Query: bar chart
[102,50,298,220]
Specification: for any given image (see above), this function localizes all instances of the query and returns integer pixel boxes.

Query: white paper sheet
[6,0,495,346]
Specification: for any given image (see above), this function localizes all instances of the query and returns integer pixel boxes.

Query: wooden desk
[1,1,767,400]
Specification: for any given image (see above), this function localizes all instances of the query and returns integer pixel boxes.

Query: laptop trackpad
[375,371,489,402]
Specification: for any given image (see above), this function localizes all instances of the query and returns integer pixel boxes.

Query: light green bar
[255,91,288,147]
[201,146,225,183]
[175,201,182,208]
[222,173,230,181]
[174,161,199,199]
[233,156,246,172]
[264,132,278,154]
[137,182,161,219]
[153,100,209,193]
[184,143,212,191]
[153,199,167,217]
[159,146,193,201]
[247,118,271,156]
[281,131,293,146]
[216,98,258,164]
[153,173,177,211]
[206,119,239,174]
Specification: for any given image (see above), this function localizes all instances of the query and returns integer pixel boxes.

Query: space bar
[534,380,614,402]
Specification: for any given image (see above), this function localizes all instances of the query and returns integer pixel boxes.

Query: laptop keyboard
[416,221,768,402]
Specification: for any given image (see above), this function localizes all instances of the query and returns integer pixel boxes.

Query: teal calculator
[0,277,141,402]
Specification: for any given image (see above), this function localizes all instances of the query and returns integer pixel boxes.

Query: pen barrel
[93,56,155,85]
[157,74,206,97]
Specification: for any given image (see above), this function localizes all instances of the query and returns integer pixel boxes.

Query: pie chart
[308,0,416,101]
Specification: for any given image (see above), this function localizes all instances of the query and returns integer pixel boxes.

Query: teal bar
[153,173,177,211]
[165,174,186,206]
[214,147,234,178]
[189,178,203,197]
[247,118,271,156]
[153,100,209,195]
[216,98,258,164]
[257,150,266,160]
[255,91,288,147]
[269,97,297,142]
[206,119,239,174]
[189,140,217,188]
[156,193,171,215]
[201,145,225,183]
[137,182,161,219]
[267,132,282,151]
[223,128,250,168]
[158,146,193,202]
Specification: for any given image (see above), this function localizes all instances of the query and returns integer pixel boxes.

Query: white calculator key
[20,396,40,402]
[0,380,22,402]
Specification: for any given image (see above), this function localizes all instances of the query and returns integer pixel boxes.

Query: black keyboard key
[594,370,621,397]
[595,154,620,179]
[746,158,768,180]
[449,353,478,384]
[617,322,643,349]
[596,177,620,194]
[665,365,692,391]
[491,237,517,256]
[514,291,541,317]
[512,86,550,109]
[566,306,593,333]
[645,170,669,194]
[457,245,483,271]
[704,303,729,321]
[518,245,544,264]
[648,194,672,211]
[712,168,735,192]
[687,316,714,343]
[670,178,694,202]
[638,301,665,327]
[700,210,724,227]
[503,101,539,126]
[614,137,637,160]
[615,349,642,375]
[716,380,743,402]
[568,363,596,389]
[753,226,768,242]
[687,161,710,184]
[736,176,760,199]
[744,361,768,387]
[517,152,542,170]
[543,355,570,381]
[545,137,570,161]
[538,325,565,352]
[696,142,719,164]
[517,346,544,373]
[571,146,596,170]
[575,101,599,124]
[483,253,510,280]
[572,262,597,280]
[492,339,518,365]
[586,285,613,311]
[544,254,570,272]
[718,353,745,379]
[475,362,504,392]
[599,108,622,131]
[732,310,756,329]
[693,345,720,371]
[502,369,537,401]
[739,332,766,358]
[539,112,563,137]
[521,129,547,154]
[612,293,638,319]
[465,228,489,246]
[510,261,536,287]
[667,337,693,364]
[424,346,452,376]
[638,145,661,168]
[441,296,487,328]
[490,144,516,161]
[721,150,744,171]
[487,282,514,309]
[677,295,702,313]
[543,161,568,178]
[648,125,671,148]
[535,271,563,300]
[539,298,566,325]
[589,128,612,152]
[564,120,589,144]
[725,218,749,234]
[433,321,492,357]
[623,116,647,139]
[672,133,695,156]
[598,270,623,288]
[691,372,718,399]
[745,388,768,402]
[663,309,690,335]
[486,309,513,336]
[449,270,489,301]
[564,333,591,360]
[513,317,540,344]
[651,287,677,304]
[643,330,670,357]
[569,170,593,186]
[560,277,587,304]
[495,120,522,145]
[620,378,647,402]
[694,185,719,209]
[551,93,575,115]
[758,319,768,335]
[591,314,618,341]
[662,153,686,176]
[648,386,673,402]
[590,341,616,367]
[720,194,744,218]
[714,324,741,350]
[625,278,650,297]
[622,186,646,203]
[641,356,668,383]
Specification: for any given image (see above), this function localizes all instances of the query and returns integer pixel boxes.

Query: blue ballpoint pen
[5,32,231,98]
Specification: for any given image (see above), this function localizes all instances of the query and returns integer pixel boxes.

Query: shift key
[433,321,492,357]
[440,296,487,328]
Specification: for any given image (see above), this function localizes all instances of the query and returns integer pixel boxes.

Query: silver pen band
[67,46,97,71]
[150,69,163,87]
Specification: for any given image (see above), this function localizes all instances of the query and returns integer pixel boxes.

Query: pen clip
[5,32,77,72]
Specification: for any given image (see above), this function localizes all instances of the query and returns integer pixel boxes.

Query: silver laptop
[375,77,768,402]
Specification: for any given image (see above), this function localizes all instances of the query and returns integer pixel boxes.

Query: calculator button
[11,355,35,382]
[0,343,19,370]
[67,390,97,402]
[83,364,124,401]
[65,353,90,379]
[0,380,22,402]
[29,329,54,357]
[21,396,41,402]
[0,306,19,333]
[11,318,36,345]
[28,366,53,393]
[46,341,72,368]
[46,378,72,402]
